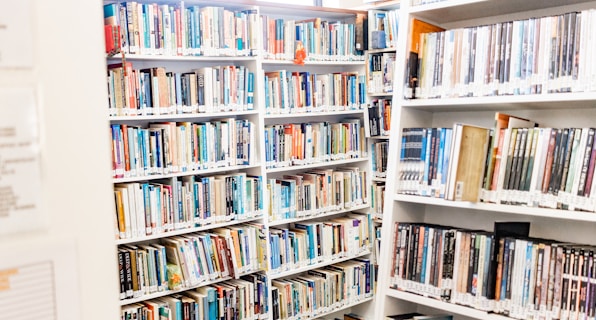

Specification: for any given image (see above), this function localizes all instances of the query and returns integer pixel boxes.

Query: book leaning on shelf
[271,259,373,319]
[120,273,268,320]
[397,124,490,202]
[268,214,372,273]
[117,223,267,301]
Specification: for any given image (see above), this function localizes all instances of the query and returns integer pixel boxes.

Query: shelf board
[310,296,375,319]
[386,289,511,320]
[268,203,370,227]
[108,53,257,62]
[353,0,401,10]
[110,110,259,122]
[368,135,390,140]
[115,215,264,245]
[264,109,364,119]
[400,92,596,112]
[266,157,369,173]
[368,92,394,97]
[372,177,387,183]
[394,194,596,223]
[261,59,365,66]
[119,268,262,306]
[113,164,262,183]
[409,0,593,25]
[269,249,371,280]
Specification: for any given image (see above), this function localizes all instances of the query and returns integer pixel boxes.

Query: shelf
[386,289,511,320]
[109,110,259,122]
[108,53,257,62]
[269,249,371,280]
[409,0,594,25]
[401,92,596,112]
[119,268,262,306]
[115,215,264,245]
[266,157,369,173]
[311,296,375,319]
[372,177,386,183]
[368,135,390,140]
[354,0,401,10]
[264,109,364,119]
[113,164,262,183]
[268,203,370,227]
[368,92,394,97]
[394,194,596,223]
[261,59,365,66]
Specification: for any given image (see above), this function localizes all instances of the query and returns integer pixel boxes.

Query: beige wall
[0,1,119,319]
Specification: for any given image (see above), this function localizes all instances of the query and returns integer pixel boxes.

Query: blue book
[201,177,211,221]
[141,183,152,234]
[293,223,316,262]
[199,236,216,277]
[269,233,279,270]
[175,180,183,227]
[198,286,217,319]
[174,73,182,109]
[300,72,311,108]
[441,128,453,197]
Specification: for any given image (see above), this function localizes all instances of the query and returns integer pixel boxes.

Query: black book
[486,221,531,300]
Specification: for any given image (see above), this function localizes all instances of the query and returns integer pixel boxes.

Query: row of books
[261,16,365,61]
[113,173,263,240]
[371,141,389,178]
[264,121,366,169]
[389,221,596,320]
[117,223,266,301]
[370,182,385,220]
[410,10,596,99]
[120,274,268,320]
[110,119,256,179]
[104,2,366,60]
[368,10,399,50]
[481,122,596,212]
[107,63,255,117]
[104,2,260,56]
[397,126,454,199]
[266,167,368,222]
[367,51,395,93]
[269,214,372,273]
[263,70,366,115]
[271,259,373,320]
[366,98,391,137]
[397,113,596,212]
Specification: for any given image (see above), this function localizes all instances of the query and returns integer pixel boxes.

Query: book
[446,124,491,202]
[405,18,445,99]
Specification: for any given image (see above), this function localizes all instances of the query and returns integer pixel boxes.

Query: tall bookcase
[104,1,376,319]
[376,0,596,319]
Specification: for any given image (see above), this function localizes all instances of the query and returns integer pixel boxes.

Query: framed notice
[0,0,34,68]
[0,87,44,235]
[0,240,79,320]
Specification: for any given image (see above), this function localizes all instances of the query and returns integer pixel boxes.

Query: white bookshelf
[376,0,596,319]
[103,1,376,318]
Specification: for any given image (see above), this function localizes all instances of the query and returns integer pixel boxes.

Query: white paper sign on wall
[0,87,44,235]
[0,0,34,68]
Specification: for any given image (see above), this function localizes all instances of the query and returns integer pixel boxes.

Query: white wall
[0,0,119,319]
